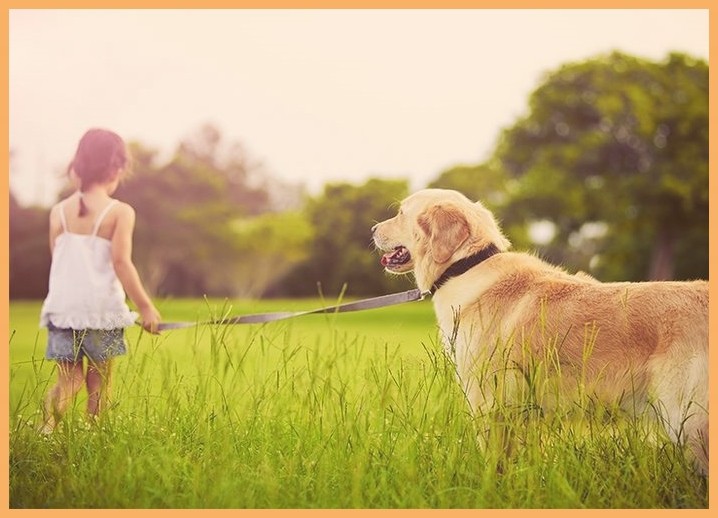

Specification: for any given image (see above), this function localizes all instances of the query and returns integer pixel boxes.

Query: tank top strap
[58,200,69,232]
[92,200,119,236]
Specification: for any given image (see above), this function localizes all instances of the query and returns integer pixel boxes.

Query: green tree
[279,178,411,297]
[9,192,51,299]
[428,163,510,212]
[114,143,244,296]
[232,211,314,298]
[176,123,272,215]
[113,124,312,297]
[493,51,707,281]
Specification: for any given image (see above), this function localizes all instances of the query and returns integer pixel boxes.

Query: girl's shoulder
[48,198,69,224]
[110,199,136,220]
[104,199,137,234]
[95,199,137,240]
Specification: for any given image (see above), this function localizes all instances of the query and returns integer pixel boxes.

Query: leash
[154,244,501,331]
[156,288,430,331]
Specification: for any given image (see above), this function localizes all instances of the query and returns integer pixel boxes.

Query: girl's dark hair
[68,128,129,216]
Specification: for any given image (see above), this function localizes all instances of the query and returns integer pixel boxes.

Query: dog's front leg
[457,352,522,475]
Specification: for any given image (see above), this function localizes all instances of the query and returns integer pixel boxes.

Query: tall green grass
[9,299,707,508]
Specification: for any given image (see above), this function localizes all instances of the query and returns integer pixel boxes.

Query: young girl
[39,128,162,433]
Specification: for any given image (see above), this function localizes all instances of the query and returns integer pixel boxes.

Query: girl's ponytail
[78,193,88,217]
[68,159,89,217]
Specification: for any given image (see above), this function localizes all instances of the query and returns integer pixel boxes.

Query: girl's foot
[37,420,55,435]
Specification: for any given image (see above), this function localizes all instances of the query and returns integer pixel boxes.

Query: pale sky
[9,9,709,207]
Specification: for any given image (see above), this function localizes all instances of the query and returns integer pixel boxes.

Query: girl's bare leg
[41,360,85,433]
[86,359,112,419]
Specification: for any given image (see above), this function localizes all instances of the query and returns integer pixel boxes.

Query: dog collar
[430,243,501,295]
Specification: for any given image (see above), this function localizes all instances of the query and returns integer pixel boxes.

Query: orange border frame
[2,2,714,516]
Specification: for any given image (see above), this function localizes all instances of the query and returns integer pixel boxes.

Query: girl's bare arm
[48,204,63,255]
[111,203,161,333]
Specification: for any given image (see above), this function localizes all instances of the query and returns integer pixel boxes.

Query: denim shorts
[46,322,127,363]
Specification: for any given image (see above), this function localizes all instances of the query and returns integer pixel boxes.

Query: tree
[278,178,412,297]
[428,163,510,212]
[493,52,707,281]
[232,211,314,298]
[9,192,51,299]
[176,123,273,215]
[110,123,315,297]
[114,142,245,296]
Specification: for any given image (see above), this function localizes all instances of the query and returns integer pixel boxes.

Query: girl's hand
[139,305,162,334]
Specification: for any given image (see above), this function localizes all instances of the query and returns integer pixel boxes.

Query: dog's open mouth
[380,245,412,270]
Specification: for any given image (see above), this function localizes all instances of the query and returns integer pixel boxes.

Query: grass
[8,298,708,508]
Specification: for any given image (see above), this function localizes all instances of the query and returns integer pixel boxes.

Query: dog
[372,188,708,474]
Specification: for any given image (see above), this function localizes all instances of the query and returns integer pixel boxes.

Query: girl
[39,128,161,433]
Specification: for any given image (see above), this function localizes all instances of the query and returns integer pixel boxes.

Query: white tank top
[40,199,138,330]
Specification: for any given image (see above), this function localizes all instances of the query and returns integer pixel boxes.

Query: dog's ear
[418,204,470,264]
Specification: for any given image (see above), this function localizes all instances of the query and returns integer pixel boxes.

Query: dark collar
[430,243,501,294]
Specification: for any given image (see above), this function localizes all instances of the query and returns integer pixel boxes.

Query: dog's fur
[373,188,708,473]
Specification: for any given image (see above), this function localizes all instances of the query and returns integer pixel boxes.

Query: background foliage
[9,52,708,299]
[493,51,707,281]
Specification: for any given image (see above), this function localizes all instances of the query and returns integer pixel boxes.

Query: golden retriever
[372,188,708,473]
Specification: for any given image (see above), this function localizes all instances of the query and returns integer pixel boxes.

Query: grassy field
[9,298,708,508]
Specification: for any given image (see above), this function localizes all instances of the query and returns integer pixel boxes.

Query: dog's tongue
[381,246,410,267]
